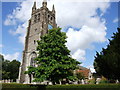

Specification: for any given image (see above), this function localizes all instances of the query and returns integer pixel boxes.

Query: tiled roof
[77,69,90,78]
[76,66,91,78]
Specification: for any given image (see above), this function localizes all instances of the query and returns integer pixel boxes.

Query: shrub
[46,84,120,90]
[99,77,109,84]
[2,83,120,90]
[2,83,36,88]
[88,79,96,84]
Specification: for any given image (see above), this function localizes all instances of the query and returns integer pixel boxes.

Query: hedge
[2,83,37,90]
[46,84,120,90]
[2,83,120,90]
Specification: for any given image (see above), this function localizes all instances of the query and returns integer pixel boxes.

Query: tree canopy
[0,54,21,81]
[94,28,120,82]
[26,28,80,84]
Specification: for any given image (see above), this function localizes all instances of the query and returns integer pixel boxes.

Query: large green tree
[8,60,21,81]
[0,54,4,61]
[0,54,21,81]
[2,60,10,79]
[0,54,3,80]
[26,28,80,84]
[94,28,120,82]
[76,72,85,80]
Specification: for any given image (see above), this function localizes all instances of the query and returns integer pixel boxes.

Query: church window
[38,13,40,21]
[34,20,36,23]
[34,40,36,44]
[50,17,52,20]
[30,57,35,67]
[42,22,44,28]
[48,15,50,18]
[35,28,37,31]
[34,15,37,23]
[30,53,37,67]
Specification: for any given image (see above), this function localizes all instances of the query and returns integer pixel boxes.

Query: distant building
[18,0,57,84]
[76,66,93,80]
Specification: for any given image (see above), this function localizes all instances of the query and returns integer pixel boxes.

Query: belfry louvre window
[34,15,37,23]
[51,17,52,20]
[38,13,40,21]
[48,15,50,18]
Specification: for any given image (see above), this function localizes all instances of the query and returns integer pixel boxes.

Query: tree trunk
[52,81,56,85]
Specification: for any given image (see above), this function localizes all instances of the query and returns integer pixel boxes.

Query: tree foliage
[26,28,80,84]
[0,54,21,81]
[76,72,85,80]
[94,28,120,82]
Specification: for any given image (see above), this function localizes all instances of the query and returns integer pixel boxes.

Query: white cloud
[72,49,86,61]
[4,1,33,24]
[53,1,110,28]
[9,22,27,44]
[4,15,16,25]
[2,52,20,61]
[66,24,107,61]
[5,0,110,64]
[5,0,33,45]
[0,44,3,48]
[60,1,109,61]
[66,26,107,52]
[113,18,119,23]
[87,65,96,73]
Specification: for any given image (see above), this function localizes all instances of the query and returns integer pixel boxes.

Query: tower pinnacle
[43,0,47,2]
[42,0,47,7]
[32,1,36,10]
[52,4,55,14]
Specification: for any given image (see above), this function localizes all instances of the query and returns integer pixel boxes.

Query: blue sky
[84,2,119,67]
[1,0,119,72]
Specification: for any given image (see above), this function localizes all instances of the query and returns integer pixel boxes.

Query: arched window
[38,13,40,21]
[30,52,37,67]
[34,15,37,23]
[34,40,36,44]
[48,15,50,18]
[50,17,52,20]
[30,57,35,67]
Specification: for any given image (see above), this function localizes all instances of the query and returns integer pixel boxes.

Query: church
[18,0,93,84]
[18,0,57,84]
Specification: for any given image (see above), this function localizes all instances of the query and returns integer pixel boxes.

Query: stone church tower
[18,0,57,83]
